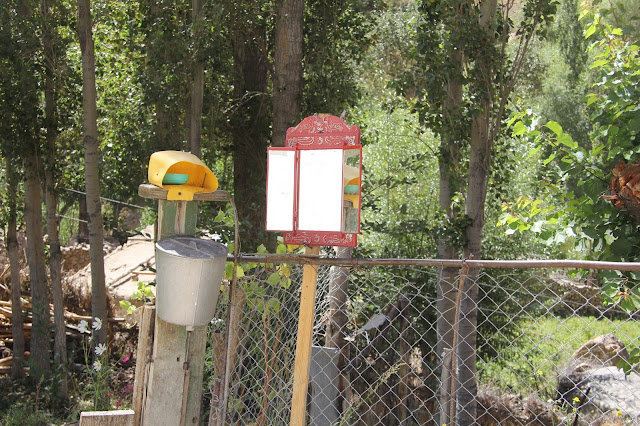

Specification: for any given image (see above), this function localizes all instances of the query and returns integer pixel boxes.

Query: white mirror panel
[266,149,295,231]
[298,149,343,232]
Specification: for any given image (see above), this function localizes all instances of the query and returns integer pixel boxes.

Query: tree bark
[43,0,68,397]
[437,47,464,426]
[189,0,204,157]
[24,152,52,381]
[6,157,25,379]
[455,2,497,424]
[326,245,352,414]
[230,23,270,251]
[272,0,304,147]
[79,196,89,237]
[78,0,108,346]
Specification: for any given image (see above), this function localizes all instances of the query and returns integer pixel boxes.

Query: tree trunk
[437,47,464,426]
[189,0,204,157]
[24,152,52,381]
[78,0,108,346]
[272,0,304,147]
[230,26,270,251]
[79,196,89,237]
[455,2,497,423]
[6,157,25,379]
[43,0,68,397]
[326,245,353,414]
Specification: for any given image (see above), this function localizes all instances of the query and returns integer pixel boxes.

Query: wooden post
[135,184,228,426]
[290,245,321,426]
[132,306,155,426]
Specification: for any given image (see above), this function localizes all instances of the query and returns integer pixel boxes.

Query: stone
[558,367,640,419]
[572,334,628,369]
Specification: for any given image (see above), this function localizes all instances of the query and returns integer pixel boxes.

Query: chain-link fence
[205,258,640,425]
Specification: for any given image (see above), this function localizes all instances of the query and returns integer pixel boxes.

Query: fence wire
[206,261,640,426]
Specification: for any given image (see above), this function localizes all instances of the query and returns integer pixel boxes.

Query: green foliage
[119,281,155,315]
[352,101,440,259]
[506,5,640,264]
[302,0,379,115]
[479,315,640,395]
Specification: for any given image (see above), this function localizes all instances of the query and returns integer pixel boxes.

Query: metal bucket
[155,236,228,326]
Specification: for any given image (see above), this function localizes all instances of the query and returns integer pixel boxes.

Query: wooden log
[79,410,135,426]
[133,306,155,426]
[138,184,228,202]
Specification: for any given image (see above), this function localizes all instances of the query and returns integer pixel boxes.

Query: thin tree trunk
[456,109,490,425]
[6,157,25,379]
[437,46,463,426]
[24,152,52,381]
[326,245,353,414]
[79,196,89,237]
[230,26,270,251]
[455,2,497,423]
[272,0,303,147]
[189,0,204,157]
[43,0,68,397]
[78,0,108,346]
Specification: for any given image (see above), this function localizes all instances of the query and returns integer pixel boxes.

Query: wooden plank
[138,184,228,201]
[79,410,135,426]
[132,306,155,426]
[290,245,321,426]
[157,200,198,240]
[143,317,187,426]
[182,325,208,426]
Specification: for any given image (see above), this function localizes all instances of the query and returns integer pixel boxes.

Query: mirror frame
[265,115,362,247]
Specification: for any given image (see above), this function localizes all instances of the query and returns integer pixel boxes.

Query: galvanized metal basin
[155,236,228,326]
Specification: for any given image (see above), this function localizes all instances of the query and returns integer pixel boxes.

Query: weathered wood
[138,196,211,426]
[133,306,155,426]
[157,200,198,240]
[290,245,321,426]
[138,184,228,202]
[79,410,135,426]
[141,318,209,426]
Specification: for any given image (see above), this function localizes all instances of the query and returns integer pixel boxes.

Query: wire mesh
[207,261,640,426]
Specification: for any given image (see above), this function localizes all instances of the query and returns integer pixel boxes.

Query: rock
[558,367,640,419]
[573,334,628,369]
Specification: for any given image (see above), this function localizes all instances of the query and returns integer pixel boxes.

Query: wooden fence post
[134,185,227,426]
[290,245,321,426]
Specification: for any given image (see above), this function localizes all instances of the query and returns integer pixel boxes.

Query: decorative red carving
[286,115,360,148]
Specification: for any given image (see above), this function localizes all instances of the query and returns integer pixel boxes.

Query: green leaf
[545,121,563,136]
[585,23,597,39]
[611,237,632,255]
[531,221,544,233]
[543,152,556,165]
[586,94,599,106]
[557,133,576,149]
[257,244,268,254]
[266,272,280,286]
[512,121,527,136]
[590,59,608,69]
